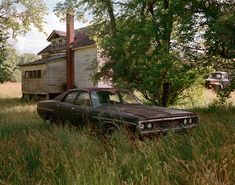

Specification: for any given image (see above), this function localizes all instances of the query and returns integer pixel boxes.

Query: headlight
[188,118,192,124]
[139,123,145,130]
[183,119,187,125]
[147,123,153,130]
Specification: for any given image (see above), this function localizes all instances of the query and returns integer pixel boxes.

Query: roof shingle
[18,54,66,67]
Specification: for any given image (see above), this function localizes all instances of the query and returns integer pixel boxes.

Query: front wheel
[105,126,117,136]
[101,124,120,137]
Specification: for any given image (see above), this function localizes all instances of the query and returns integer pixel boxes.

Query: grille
[140,116,198,132]
[153,119,183,129]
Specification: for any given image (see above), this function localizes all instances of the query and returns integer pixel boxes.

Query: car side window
[75,91,91,107]
[63,91,78,104]
[222,74,228,79]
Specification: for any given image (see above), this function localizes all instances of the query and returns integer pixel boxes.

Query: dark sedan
[37,88,198,136]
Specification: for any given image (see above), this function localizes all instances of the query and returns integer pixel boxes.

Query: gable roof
[38,44,52,55]
[38,27,96,55]
[73,27,95,48]
[47,30,66,41]
[18,54,66,67]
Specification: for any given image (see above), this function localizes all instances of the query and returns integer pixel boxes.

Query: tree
[18,53,39,65]
[55,0,234,106]
[0,0,47,37]
[202,3,235,103]
[0,32,39,83]
[0,30,12,83]
[0,0,47,83]
[6,50,39,82]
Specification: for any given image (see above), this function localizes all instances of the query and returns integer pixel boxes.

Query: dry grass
[203,89,235,105]
[0,82,21,99]
[0,83,235,185]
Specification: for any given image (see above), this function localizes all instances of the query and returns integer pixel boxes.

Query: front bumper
[139,124,197,135]
[137,115,198,135]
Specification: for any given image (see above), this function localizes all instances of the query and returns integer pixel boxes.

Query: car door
[71,91,93,127]
[57,90,79,123]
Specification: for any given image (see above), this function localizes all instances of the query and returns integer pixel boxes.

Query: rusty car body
[37,88,198,136]
[205,71,230,89]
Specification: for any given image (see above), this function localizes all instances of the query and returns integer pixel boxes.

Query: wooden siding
[21,65,47,94]
[21,59,66,95]
[74,46,97,88]
[46,59,66,93]
[21,45,111,98]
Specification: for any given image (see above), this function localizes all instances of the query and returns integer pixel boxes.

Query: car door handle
[71,107,75,110]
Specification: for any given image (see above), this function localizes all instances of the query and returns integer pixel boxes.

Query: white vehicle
[205,71,230,89]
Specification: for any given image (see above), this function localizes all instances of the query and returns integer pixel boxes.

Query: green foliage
[0,0,47,83]
[12,52,39,82]
[18,53,39,65]
[201,1,235,103]
[214,77,235,105]
[0,36,39,83]
[98,34,201,105]
[203,3,235,59]
[89,0,209,106]
[54,0,83,21]
[0,0,48,37]
[55,0,234,106]
[0,31,13,83]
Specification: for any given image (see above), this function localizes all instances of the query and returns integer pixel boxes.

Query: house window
[52,40,56,51]
[58,38,62,47]
[25,70,41,79]
[63,39,66,47]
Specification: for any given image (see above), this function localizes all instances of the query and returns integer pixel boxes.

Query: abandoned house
[19,13,109,99]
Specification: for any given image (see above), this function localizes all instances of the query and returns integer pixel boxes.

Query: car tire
[105,126,117,135]
[102,124,119,136]
[49,115,64,127]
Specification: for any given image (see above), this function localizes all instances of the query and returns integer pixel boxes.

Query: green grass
[0,84,235,184]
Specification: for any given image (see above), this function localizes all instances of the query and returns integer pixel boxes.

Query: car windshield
[211,73,223,79]
[90,90,142,107]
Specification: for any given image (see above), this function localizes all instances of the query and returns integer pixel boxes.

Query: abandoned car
[37,88,198,135]
[205,71,230,89]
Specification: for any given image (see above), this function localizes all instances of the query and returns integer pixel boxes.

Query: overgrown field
[0,83,235,185]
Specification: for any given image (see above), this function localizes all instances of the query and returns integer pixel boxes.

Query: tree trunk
[104,0,116,33]
[161,0,172,107]
[162,83,170,107]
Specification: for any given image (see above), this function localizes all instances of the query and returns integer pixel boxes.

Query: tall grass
[0,83,235,184]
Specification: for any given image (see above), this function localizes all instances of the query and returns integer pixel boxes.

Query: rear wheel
[49,115,64,127]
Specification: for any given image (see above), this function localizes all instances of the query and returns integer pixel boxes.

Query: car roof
[213,71,228,74]
[68,87,129,92]
[54,87,133,101]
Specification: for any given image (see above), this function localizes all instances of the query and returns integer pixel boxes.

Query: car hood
[96,104,195,120]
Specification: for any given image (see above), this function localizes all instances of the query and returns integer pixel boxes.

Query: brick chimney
[66,12,75,90]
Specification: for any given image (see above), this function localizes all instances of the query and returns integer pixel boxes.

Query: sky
[13,0,86,54]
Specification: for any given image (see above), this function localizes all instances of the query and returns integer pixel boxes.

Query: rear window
[63,91,78,104]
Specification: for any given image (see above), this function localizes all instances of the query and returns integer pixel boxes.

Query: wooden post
[66,12,75,90]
